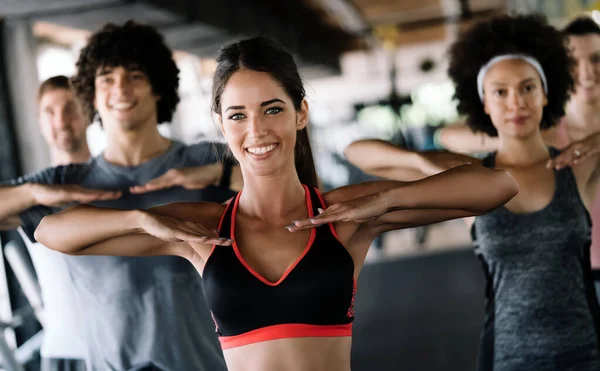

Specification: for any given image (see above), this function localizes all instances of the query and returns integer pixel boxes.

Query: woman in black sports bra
[35,37,517,371]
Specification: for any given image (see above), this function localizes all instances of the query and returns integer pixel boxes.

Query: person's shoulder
[5,160,91,186]
[56,158,96,183]
[60,157,96,171]
[184,139,227,152]
[179,138,229,165]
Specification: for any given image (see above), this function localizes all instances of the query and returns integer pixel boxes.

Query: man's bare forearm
[35,206,143,253]
[0,184,38,221]
[345,140,421,170]
[437,125,500,154]
[345,140,427,179]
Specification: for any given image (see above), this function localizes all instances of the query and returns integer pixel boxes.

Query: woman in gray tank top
[444,14,600,370]
[450,15,600,370]
[344,14,600,371]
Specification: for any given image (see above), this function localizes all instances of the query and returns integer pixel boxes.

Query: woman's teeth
[247,144,277,155]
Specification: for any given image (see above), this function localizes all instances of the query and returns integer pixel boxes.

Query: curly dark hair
[71,20,180,125]
[447,14,575,136]
[563,15,600,36]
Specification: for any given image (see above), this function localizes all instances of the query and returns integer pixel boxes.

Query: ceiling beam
[142,0,353,72]
[3,0,126,20]
[30,2,182,32]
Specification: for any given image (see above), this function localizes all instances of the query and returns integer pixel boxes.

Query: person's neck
[566,99,600,133]
[238,168,307,223]
[50,144,92,166]
[103,124,172,167]
[496,131,550,167]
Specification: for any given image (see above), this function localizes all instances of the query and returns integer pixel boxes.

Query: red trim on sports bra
[230,185,317,286]
[313,187,344,244]
[347,278,356,318]
[218,323,352,350]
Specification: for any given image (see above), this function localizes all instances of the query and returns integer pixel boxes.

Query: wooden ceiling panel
[396,23,447,45]
[353,0,443,24]
[352,0,440,9]
[351,0,506,26]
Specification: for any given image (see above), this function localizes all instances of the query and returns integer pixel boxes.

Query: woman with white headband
[345,14,600,370]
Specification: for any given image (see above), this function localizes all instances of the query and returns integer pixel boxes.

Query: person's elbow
[34,216,50,247]
[344,141,372,168]
[34,215,65,253]
[496,168,519,201]
[477,169,519,214]
[343,142,358,162]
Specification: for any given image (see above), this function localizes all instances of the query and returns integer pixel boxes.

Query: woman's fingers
[172,229,232,245]
[287,224,318,232]
[164,220,232,245]
[286,206,354,232]
[203,237,234,246]
[548,144,594,169]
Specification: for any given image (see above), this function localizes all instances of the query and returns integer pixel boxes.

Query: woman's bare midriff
[222,336,352,371]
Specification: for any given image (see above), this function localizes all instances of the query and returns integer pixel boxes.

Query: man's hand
[129,164,223,194]
[32,184,122,208]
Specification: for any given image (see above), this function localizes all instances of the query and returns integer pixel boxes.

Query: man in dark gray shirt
[0,21,238,371]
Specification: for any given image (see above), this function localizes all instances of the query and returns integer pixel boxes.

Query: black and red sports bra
[202,185,356,349]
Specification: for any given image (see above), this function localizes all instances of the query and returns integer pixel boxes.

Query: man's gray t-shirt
[11,141,234,371]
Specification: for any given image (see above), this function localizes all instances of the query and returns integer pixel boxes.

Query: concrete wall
[2,19,47,174]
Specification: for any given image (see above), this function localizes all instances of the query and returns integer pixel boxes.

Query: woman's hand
[547,133,600,170]
[286,192,389,232]
[139,211,232,246]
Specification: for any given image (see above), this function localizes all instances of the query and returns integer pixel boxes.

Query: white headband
[476,54,548,102]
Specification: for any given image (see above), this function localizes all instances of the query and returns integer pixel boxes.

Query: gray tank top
[473,148,600,371]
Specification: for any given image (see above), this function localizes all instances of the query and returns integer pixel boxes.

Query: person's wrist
[378,186,403,212]
[28,183,43,207]
[130,210,151,234]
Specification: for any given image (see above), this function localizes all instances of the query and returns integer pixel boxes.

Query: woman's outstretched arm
[290,164,517,233]
[35,203,229,257]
